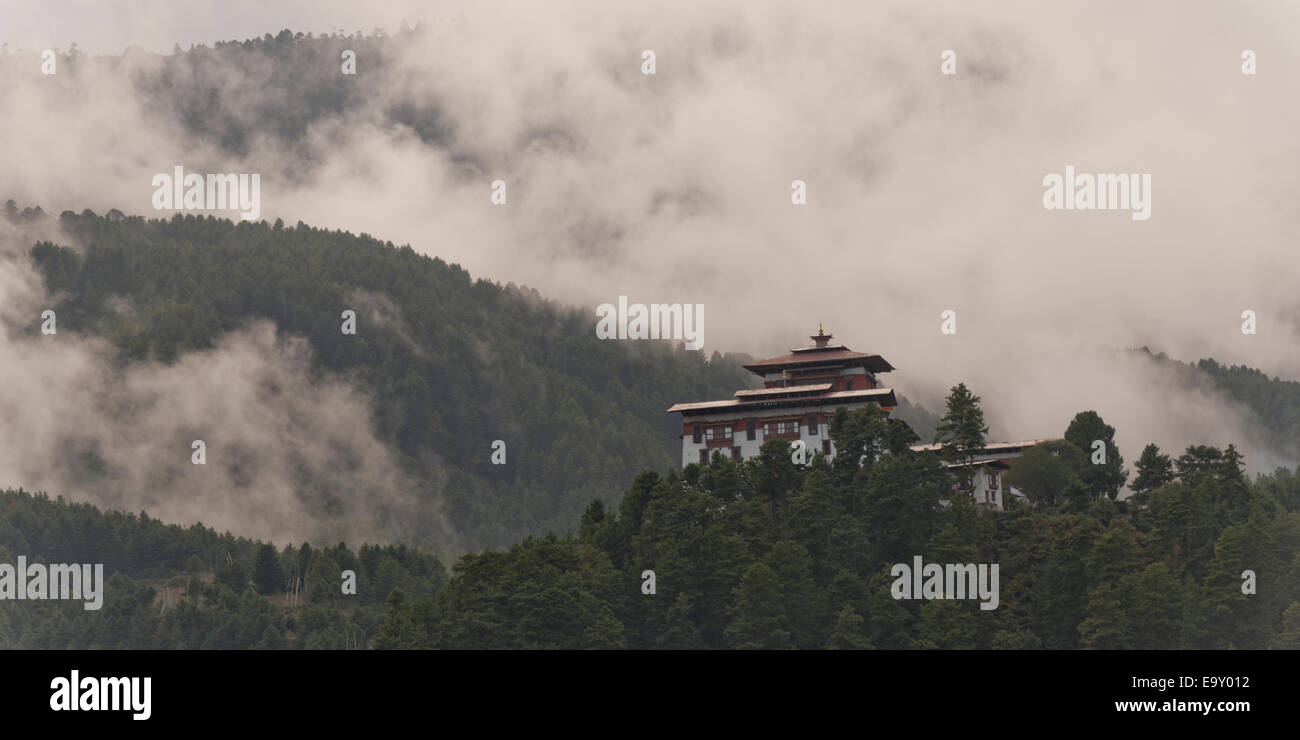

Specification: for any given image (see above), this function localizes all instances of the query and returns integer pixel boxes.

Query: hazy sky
[3,0,1300,492]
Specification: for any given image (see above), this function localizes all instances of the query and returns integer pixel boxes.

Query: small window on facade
[732,446,741,461]
[808,415,818,435]
[747,424,756,441]
[700,449,709,465]
[845,377,855,390]
[692,426,702,444]
[822,439,831,455]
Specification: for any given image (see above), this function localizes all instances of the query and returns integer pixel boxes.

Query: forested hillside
[132,27,459,167]
[1194,357,1300,460]
[1131,348,1300,466]
[14,208,757,551]
[0,487,441,649]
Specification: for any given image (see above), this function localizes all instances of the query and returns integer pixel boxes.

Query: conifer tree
[1132,443,1174,495]
[934,383,989,455]
[826,605,873,649]
[724,563,793,649]
[252,543,283,595]
[1064,411,1128,500]
[934,383,988,492]
[656,593,704,649]
[1277,602,1300,649]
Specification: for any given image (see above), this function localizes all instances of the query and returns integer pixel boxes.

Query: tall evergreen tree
[825,605,873,649]
[934,383,989,494]
[934,382,989,456]
[724,563,793,649]
[252,543,283,595]
[1176,445,1224,487]
[1132,443,1174,495]
[1064,411,1128,500]
[656,593,705,649]
[1277,602,1300,649]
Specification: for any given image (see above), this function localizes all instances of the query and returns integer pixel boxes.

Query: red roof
[667,387,897,415]
[734,383,833,398]
[742,345,894,375]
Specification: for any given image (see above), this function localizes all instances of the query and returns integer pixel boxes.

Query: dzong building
[667,326,1048,512]
[668,326,897,466]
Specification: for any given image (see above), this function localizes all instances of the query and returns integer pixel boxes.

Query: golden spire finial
[811,324,832,348]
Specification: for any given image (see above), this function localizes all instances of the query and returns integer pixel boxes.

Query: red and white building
[667,326,1052,512]
[667,326,898,467]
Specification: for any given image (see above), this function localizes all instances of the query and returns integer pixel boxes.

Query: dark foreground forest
[3,402,1298,649]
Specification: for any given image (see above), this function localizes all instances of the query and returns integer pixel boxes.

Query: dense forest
[12,208,760,551]
[0,487,441,649]
[1192,356,1300,461]
[4,397,1298,649]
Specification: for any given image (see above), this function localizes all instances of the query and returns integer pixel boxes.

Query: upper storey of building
[666,326,897,417]
[741,325,894,391]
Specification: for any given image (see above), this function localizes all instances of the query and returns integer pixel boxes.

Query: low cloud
[0,220,456,552]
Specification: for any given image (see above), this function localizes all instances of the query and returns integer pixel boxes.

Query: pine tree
[582,605,627,649]
[1200,525,1269,648]
[826,605,873,649]
[655,593,705,649]
[1064,411,1128,500]
[1130,562,1187,649]
[254,624,284,649]
[1078,585,1132,649]
[1277,602,1300,649]
[214,560,249,593]
[1132,443,1174,495]
[724,563,793,649]
[763,541,823,648]
[934,383,989,493]
[1219,444,1246,483]
[934,383,989,455]
[1176,445,1223,487]
[252,543,283,595]
[373,588,416,649]
[912,600,978,649]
